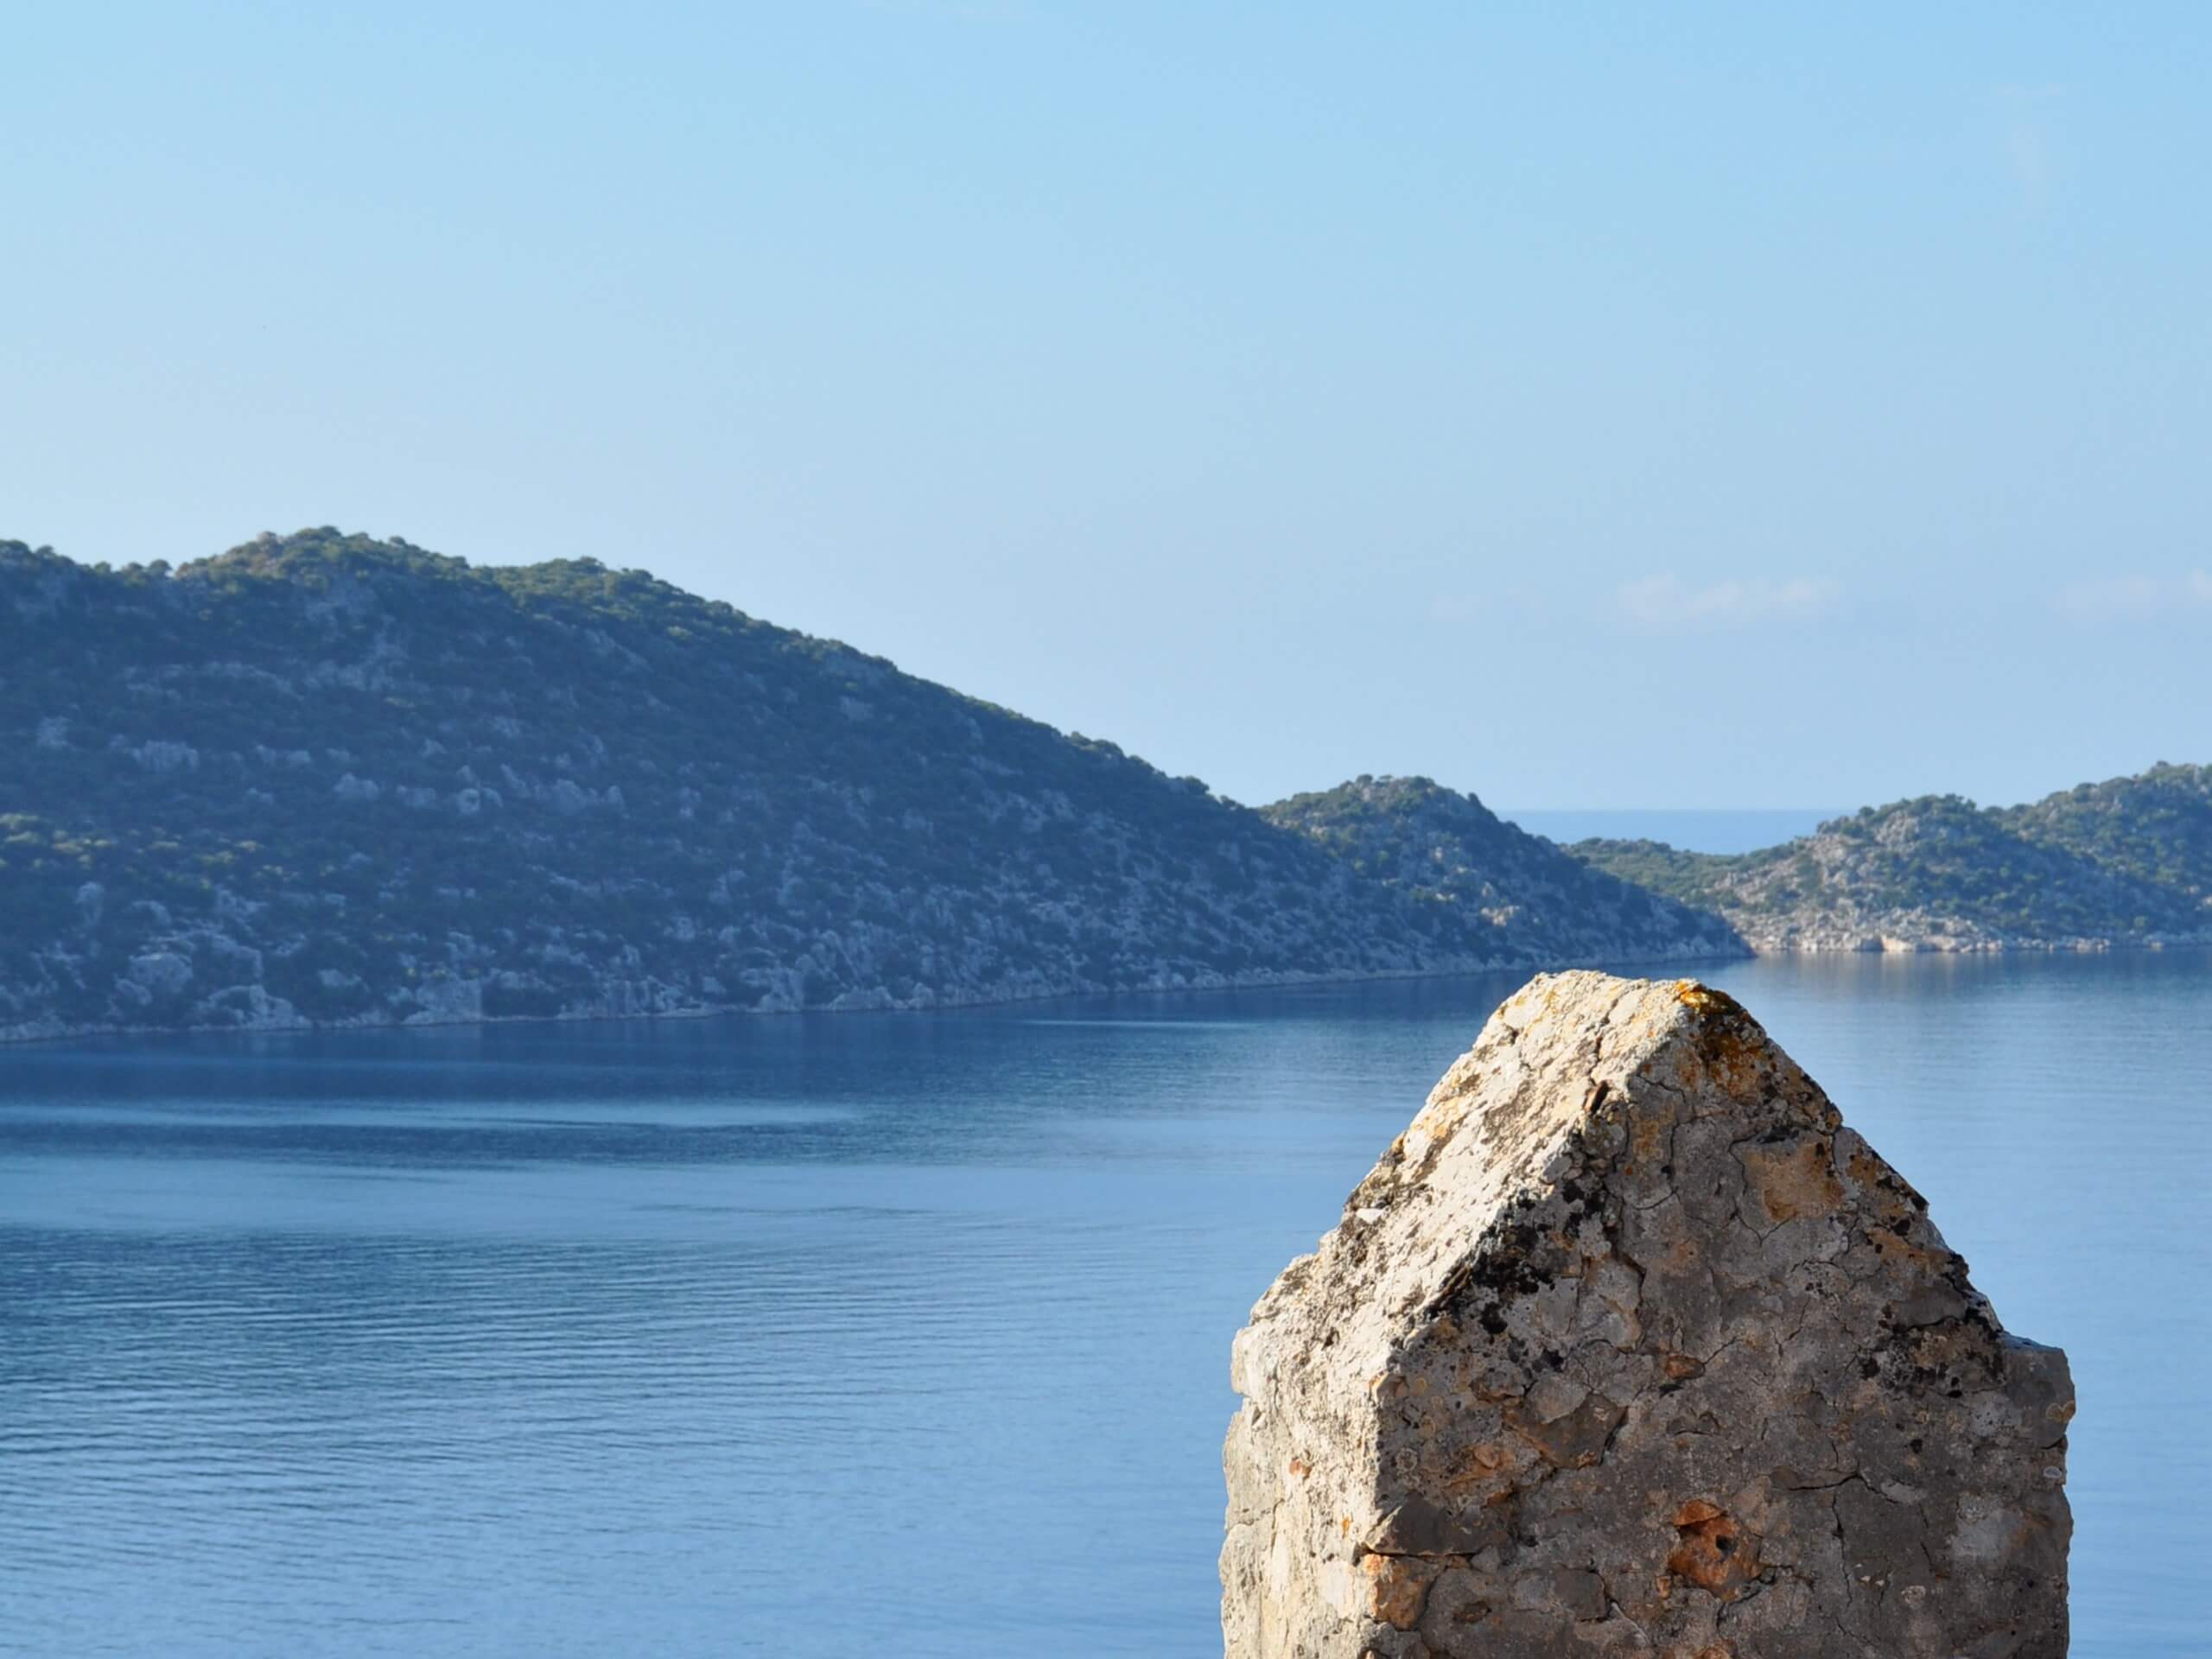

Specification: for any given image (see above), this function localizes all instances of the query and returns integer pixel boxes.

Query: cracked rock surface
[1222,971,2071,1658]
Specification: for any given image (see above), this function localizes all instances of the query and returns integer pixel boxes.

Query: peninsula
[0,531,1732,1040]
[5,529,2200,1041]
[1568,767,2212,952]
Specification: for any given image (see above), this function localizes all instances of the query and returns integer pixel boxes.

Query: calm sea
[3,952,2206,1657]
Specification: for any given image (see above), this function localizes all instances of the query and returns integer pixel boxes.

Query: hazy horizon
[8,524,2183,823]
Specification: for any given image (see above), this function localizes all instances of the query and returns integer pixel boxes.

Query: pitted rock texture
[1222,971,2072,1658]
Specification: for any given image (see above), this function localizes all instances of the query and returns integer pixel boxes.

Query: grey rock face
[1223,971,2071,1658]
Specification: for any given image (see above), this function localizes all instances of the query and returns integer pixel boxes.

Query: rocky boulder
[1222,971,2071,1657]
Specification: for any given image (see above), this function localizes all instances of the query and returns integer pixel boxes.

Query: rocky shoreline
[1738,930,2205,954]
[0,945,1756,1048]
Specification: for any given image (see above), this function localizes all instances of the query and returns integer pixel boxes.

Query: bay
[2,951,2206,1656]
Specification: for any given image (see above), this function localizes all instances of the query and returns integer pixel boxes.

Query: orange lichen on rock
[1667,1501,1761,1600]
[1361,1554,1433,1630]
[1738,1133,1847,1224]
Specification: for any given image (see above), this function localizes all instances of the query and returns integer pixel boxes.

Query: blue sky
[4,3,2206,810]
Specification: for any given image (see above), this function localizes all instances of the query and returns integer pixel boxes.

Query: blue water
[1505,806,1841,852]
[2,953,2206,1656]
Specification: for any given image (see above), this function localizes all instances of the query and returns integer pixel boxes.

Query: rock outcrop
[1222,972,2071,1657]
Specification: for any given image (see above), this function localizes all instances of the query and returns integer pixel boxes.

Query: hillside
[1994,762,2212,897]
[1569,772,2212,951]
[1261,775,1741,962]
[0,531,1740,1040]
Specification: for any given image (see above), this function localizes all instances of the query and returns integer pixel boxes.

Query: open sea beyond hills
[2,950,2205,1658]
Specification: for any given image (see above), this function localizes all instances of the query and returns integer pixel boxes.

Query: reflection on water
[2,953,2206,1656]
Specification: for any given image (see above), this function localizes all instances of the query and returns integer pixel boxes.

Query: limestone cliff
[1223,971,2071,1657]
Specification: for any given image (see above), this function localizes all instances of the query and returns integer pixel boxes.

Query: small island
[1568,766,2212,952]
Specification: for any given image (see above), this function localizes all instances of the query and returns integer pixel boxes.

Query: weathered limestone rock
[1223,972,2071,1658]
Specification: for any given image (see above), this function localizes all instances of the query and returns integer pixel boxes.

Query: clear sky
[5,3,2207,810]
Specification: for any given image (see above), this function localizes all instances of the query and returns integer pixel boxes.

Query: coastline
[13,931,2210,1051]
[0,944,1752,1049]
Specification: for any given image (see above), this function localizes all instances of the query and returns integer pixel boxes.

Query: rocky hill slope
[1570,767,2212,951]
[1262,775,1741,963]
[0,531,1741,1039]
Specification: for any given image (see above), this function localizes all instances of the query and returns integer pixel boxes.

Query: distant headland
[1,531,2203,1041]
[1567,767,2212,953]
